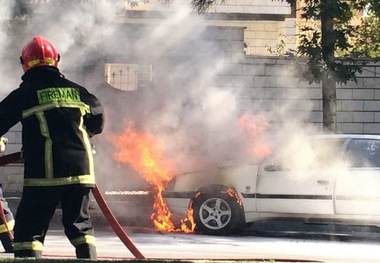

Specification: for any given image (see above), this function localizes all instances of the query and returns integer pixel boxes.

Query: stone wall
[216,53,380,134]
[0,164,23,193]
[125,0,292,15]
[124,0,295,56]
[243,19,297,55]
[1,123,23,194]
[208,0,291,14]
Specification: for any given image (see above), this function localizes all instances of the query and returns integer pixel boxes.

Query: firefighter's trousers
[13,185,96,259]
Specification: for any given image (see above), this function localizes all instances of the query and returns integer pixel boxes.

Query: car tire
[192,185,244,235]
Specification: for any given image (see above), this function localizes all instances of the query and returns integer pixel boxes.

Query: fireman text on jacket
[37,87,80,104]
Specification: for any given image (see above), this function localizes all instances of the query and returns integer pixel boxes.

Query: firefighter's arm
[0,89,24,137]
[84,94,104,137]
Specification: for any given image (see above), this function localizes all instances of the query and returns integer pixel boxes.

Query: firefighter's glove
[0,137,8,153]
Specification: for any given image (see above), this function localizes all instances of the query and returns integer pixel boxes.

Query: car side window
[347,139,380,168]
[263,138,344,172]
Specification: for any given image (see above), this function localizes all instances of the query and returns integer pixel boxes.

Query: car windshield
[346,139,380,168]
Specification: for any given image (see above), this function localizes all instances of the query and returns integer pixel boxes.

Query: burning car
[163,134,380,235]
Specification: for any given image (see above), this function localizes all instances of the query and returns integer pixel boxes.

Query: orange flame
[223,188,242,206]
[239,114,272,158]
[113,121,194,233]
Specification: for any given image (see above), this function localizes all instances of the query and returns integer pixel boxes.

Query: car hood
[167,163,260,192]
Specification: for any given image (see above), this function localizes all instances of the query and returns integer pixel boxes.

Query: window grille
[105,63,153,91]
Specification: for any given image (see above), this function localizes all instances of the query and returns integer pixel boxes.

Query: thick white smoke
[0,1,322,191]
[5,1,378,233]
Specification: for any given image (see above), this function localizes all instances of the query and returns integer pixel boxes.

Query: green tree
[190,0,380,131]
[281,0,380,132]
[343,14,380,58]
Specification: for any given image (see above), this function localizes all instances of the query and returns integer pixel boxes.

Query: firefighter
[0,137,14,253]
[0,36,104,259]
[0,184,14,253]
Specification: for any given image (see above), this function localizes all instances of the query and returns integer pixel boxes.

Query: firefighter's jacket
[0,66,104,187]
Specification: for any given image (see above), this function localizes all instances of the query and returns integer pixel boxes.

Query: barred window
[105,63,152,91]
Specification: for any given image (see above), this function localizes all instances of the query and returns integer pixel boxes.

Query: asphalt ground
[0,224,378,263]
[2,193,380,263]
[0,194,323,262]
[0,226,325,263]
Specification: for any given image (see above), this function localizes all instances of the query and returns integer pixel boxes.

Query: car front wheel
[192,185,244,235]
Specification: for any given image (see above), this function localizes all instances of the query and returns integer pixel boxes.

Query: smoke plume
[0,1,321,191]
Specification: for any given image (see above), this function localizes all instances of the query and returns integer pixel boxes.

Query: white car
[163,134,380,235]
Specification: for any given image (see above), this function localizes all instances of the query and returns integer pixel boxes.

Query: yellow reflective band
[79,108,95,176]
[44,58,56,65]
[70,235,96,247]
[36,112,54,179]
[14,241,44,251]
[22,101,90,118]
[27,59,42,67]
[27,58,56,67]
[24,174,95,187]
[0,219,15,233]
[37,87,81,104]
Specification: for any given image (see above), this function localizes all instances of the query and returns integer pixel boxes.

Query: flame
[223,188,242,206]
[112,114,270,233]
[239,114,272,158]
[181,201,195,233]
[113,121,195,233]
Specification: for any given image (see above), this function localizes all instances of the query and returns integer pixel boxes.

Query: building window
[105,63,152,91]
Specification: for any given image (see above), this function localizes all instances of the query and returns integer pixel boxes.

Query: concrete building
[123,0,297,56]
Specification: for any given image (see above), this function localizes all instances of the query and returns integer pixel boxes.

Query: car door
[335,138,380,215]
[255,138,345,215]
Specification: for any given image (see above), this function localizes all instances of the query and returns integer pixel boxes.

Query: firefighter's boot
[0,232,13,252]
[14,249,42,258]
[75,243,96,260]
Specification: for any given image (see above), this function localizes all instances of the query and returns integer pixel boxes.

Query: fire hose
[0,151,145,259]
[92,185,145,259]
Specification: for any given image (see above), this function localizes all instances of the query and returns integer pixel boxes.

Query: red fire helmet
[20,36,60,72]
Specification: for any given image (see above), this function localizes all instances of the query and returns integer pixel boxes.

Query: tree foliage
[343,15,380,58]
[280,0,380,84]
[273,0,380,132]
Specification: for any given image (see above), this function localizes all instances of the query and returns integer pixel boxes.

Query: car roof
[313,134,380,140]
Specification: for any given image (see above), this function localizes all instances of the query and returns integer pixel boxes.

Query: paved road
[0,224,379,263]
[2,196,380,262]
